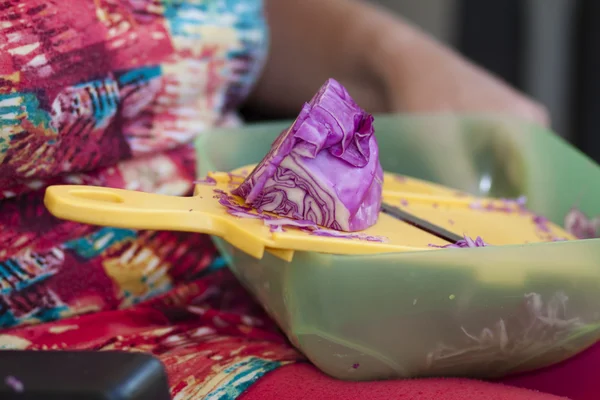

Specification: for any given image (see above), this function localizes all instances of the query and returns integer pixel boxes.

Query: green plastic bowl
[196,114,600,381]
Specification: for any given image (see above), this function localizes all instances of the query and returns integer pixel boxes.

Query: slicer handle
[44,185,223,236]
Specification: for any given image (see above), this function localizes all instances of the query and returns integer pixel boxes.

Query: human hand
[364,9,549,126]
[251,0,548,128]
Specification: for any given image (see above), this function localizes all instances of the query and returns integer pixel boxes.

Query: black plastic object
[575,0,600,163]
[0,351,171,400]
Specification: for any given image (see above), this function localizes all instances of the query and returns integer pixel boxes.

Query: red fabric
[1,269,302,399]
[499,341,600,400]
[240,363,567,400]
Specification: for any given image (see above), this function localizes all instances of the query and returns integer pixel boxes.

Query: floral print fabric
[0,1,303,398]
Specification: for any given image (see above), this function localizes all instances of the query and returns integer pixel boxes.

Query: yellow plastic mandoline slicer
[43,165,575,262]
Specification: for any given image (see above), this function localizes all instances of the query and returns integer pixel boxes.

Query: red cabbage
[263,218,319,229]
[565,207,600,239]
[506,195,528,208]
[468,197,573,241]
[533,215,551,233]
[270,224,285,233]
[309,228,388,243]
[263,217,388,242]
[194,175,217,186]
[469,197,527,213]
[213,189,259,218]
[213,189,387,242]
[533,213,571,241]
[233,78,383,232]
[227,172,246,183]
[429,235,488,249]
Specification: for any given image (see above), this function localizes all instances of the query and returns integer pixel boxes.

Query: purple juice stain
[5,376,24,393]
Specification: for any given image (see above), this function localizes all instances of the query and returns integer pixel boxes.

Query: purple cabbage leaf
[233,78,383,232]
[565,207,600,239]
[429,235,488,249]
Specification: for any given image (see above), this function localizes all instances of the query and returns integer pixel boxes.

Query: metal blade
[381,202,464,244]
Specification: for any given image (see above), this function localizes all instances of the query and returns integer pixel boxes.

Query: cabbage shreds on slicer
[428,235,488,249]
[213,189,388,242]
[233,78,383,232]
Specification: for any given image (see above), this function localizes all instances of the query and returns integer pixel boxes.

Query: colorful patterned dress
[0,1,302,398]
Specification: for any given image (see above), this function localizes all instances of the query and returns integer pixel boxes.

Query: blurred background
[370,0,598,163]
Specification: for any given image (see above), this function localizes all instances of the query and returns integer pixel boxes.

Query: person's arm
[246,0,548,125]
[247,0,388,116]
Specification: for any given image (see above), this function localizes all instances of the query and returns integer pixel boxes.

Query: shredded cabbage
[425,292,584,375]
[233,78,383,232]
[469,196,527,213]
[214,189,388,242]
[194,176,217,186]
[262,217,387,242]
[429,235,488,249]
[533,215,551,233]
[468,197,572,242]
[565,207,600,239]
